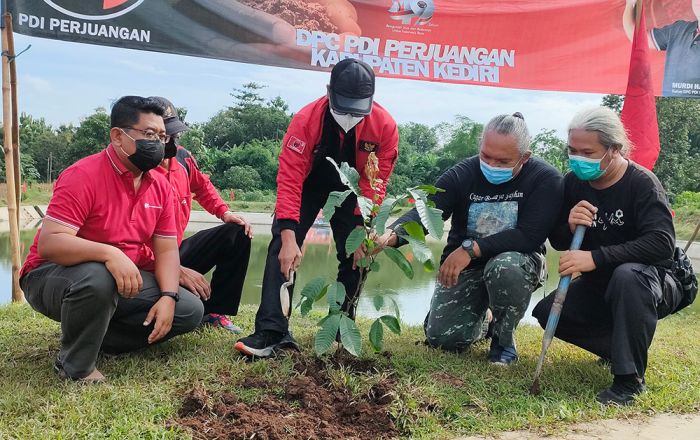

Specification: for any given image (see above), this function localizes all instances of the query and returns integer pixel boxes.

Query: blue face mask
[568,149,609,181]
[480,159,521,185]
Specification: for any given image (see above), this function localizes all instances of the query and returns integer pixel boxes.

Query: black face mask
[164,137,177,159]
[127,139,165,172]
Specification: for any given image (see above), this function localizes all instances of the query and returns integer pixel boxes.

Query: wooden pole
[2,13,24,302]
[6,14,20,227]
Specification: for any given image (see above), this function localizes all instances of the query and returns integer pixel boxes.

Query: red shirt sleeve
[44,167,94,231]
[275,114,315,225]
[186,151,229,219]
[153,179,178,239]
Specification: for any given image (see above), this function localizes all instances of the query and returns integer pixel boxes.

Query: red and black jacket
[276,96,399,229]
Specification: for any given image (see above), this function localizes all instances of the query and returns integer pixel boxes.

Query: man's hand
[105,248,143,298]
[279,230,302,280]
[568,200,598,233]
[179,266,211,300]
[144,296,176,344]
[559,250,596,276]
[223,211,253,239]
[438,248,471,288]
[374,230,398,253]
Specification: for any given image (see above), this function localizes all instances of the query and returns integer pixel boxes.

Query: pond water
[2,227,697,326]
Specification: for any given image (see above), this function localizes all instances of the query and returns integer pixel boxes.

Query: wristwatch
[461,239,477,259]
[160,291,180,302]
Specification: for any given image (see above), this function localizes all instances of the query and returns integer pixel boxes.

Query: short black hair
[110,96,165,128]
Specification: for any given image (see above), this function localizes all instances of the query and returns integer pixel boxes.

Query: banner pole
[2,12,24,303]
[6,14,20,227]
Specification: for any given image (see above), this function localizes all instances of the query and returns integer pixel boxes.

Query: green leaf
[416,185,445,195]
[380,315,402,335]
[369,320,384,352]
[357,196,374,220]
[402,221,426,241]
[423,259,436,272]
[389,297,401,322]
[327,158,361,195]
[345,227,366,256]
[374,197,397,235]
[357,257,370,268]
[369,261,380,272]
[327,282,346,312]
[300,277,328,300]
[409,188,444,240]
[339,315,362,356]
[323,190,352,223]
[405,236,432,264]
[315,313,341,355]
[383,247,414,280]
[372,295,385,311]
[300,297,314,316]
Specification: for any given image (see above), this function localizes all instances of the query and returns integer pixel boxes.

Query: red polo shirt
[152,147,229,244]
[21,145,178,277]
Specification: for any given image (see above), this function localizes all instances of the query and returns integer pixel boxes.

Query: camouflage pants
[424,252,543,352]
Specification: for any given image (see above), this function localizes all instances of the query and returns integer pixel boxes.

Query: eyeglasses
[333,110,367,118]
[122,127,170,143]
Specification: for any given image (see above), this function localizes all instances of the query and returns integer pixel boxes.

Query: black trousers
[254,183,362,334]
[180,222,252,316]
[532,262,681,378]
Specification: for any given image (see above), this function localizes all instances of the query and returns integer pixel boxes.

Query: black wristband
[160,291,180,302]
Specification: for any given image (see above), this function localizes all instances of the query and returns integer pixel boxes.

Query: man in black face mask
[148,97,253,335]
[19,96,204,383]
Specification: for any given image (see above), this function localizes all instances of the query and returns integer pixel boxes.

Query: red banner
[8,0,700,97]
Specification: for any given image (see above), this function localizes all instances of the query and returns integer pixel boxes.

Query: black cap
[148,96,189,136]
[329,59,375,116]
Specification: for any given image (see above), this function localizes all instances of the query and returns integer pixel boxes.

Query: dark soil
[240,0,338,33]
[175,354,398,439]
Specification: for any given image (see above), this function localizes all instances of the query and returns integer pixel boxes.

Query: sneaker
[234,330,299,358]
[488,340,518,366]
[201,313,242,334]
[596,375,646,406]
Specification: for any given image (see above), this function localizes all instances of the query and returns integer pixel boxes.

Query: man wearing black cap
[149,97,253,335]
[235,59,399,358]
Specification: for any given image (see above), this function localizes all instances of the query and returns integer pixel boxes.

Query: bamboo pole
[2,13,24,302]
[6,14,20,227]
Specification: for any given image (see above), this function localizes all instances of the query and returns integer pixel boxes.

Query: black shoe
[596,375,646,406]
[234,330,297,358]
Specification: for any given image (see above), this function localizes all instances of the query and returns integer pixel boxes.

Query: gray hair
[568,107,631,155]
[480,112,531,154]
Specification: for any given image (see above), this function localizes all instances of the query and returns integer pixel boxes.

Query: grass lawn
[1,303,698,439]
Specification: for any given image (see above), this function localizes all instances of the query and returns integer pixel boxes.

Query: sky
[13,33,605,139]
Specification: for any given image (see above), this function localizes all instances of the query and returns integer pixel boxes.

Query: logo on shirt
[144,203,162,209]
[42,1,144,20]
[360,140,379,153]
[592,210,625,231]
[287,136,307,154]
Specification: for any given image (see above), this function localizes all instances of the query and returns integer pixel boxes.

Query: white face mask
[331,109,364,133]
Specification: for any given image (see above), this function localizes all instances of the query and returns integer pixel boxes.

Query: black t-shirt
[392,156,564,265]
[549,161,675,281]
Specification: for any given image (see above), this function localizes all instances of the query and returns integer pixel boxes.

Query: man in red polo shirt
[20,96,204,382]
[235,59,399,358]
[148,96,252,334]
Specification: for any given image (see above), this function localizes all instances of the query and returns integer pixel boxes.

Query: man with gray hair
[533,106,680,405]
[378,113,564,364]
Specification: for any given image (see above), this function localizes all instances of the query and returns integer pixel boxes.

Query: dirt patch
[432,371,465,387]
[176,356,398,439]
[240,0,338,33]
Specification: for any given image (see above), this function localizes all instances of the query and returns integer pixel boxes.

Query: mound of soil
[176,355,398,440]
[240,0,338,33]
